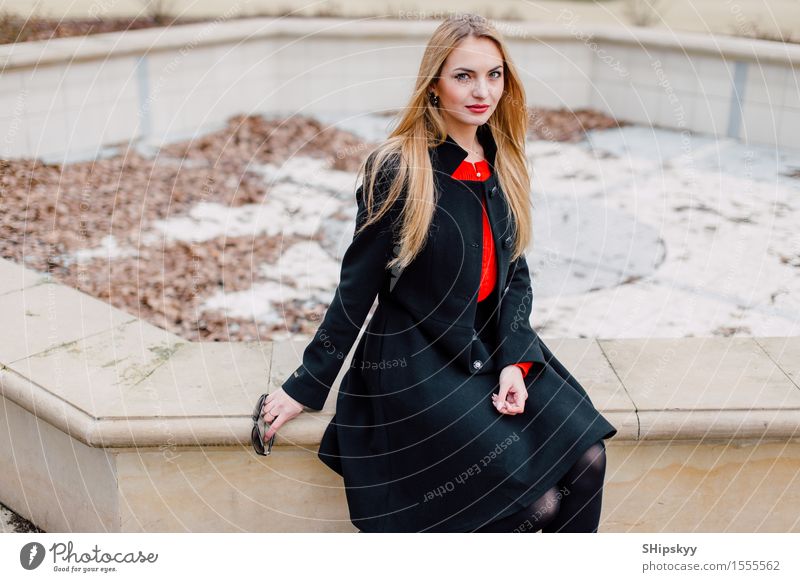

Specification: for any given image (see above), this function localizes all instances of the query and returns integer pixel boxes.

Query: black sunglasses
[251,392,276,456]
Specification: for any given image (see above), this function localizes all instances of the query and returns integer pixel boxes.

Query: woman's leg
[474,485,562,532]
[542,439,607,533]
[474,439,608,533]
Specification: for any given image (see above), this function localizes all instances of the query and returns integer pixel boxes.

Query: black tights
[474,440,607,533]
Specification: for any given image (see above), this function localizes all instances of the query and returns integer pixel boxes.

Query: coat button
[472,359,483,370]
[471,241,479,248]
[503,236,512,249]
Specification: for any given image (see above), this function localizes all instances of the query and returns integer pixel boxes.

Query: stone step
[1,257,798,532]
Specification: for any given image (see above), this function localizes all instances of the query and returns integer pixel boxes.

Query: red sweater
[451,159,533,379]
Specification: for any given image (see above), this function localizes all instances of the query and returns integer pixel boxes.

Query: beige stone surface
[0,395,118,533]
[545,337,633,411]
[7,322,275,419]
[140,340,273,417]
[599,337,800,441]
[116,446,352,532]
[6,318,187,417]
[602,441,800,532]
[34,437,798,533]
[2,324,281,448]
[757,337,800,387]
[599,337,800,411]
[0,281,136,364]
[0,260,50,296]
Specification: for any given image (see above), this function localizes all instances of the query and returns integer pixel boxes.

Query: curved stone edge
[4,330,800,449]
[0,363,327,448]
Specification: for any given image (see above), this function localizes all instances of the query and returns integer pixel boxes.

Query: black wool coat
[281,122,618,533]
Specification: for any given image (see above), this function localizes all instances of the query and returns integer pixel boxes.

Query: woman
[261,13,618,533]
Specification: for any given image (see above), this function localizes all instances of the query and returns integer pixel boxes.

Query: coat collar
[431,123,498,176]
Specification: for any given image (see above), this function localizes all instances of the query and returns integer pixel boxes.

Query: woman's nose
[472,80,489,98]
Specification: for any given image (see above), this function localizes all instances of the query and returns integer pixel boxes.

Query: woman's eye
[455,71,502,82]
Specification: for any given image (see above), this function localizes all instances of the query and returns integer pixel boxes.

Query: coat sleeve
[279,155,403,411]
[496,252,547,374]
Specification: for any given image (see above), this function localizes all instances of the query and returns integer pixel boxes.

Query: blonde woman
[261,13,617,533]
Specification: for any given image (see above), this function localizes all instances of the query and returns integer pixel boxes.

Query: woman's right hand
[261,388,305,441]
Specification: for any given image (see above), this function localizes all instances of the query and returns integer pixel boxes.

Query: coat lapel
[430,123,498,176]
[429,124,510,322]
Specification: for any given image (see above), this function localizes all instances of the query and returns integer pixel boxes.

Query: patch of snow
[151,185,342,242]
[63,235,139,265]
[203,241,341,325]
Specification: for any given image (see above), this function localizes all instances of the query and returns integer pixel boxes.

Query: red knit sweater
[451,159,533,378]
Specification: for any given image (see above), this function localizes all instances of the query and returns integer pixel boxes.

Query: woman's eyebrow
[451,65,503,73]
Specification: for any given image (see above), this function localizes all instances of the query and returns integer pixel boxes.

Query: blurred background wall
[1,0,799,39]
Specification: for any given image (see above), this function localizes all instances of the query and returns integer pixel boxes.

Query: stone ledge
[1,258,798,450]
[2,17,798,71]
[3,257,799,532]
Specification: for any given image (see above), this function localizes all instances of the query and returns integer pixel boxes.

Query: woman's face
[431,36,505,133]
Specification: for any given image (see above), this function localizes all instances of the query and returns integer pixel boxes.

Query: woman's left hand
[492,365,528,415]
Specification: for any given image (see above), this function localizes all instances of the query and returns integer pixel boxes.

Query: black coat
[281,123,617,532]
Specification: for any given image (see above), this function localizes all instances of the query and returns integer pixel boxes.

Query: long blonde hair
[356,13,532,272]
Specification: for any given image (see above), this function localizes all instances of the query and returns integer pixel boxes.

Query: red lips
[466,105,489,113]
